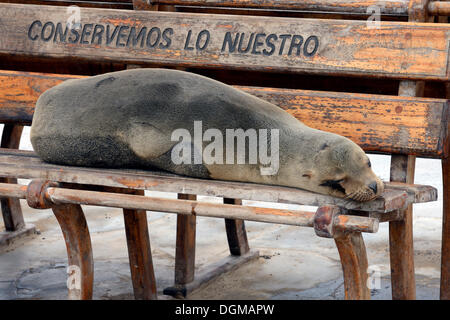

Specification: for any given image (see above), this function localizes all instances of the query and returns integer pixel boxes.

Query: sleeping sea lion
[30,68,384,201]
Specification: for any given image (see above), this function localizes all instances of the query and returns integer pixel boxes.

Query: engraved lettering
[288,35,303,56]
[28,20,42,41]
[41,22,55,42]
[159,27,173,49]
[196,29,210,50]
[278,34,291,55]
[106,25,119,45]
[126,26,146,48]
[238,33,254,53]
[80,23,93,45]
[116,25,129,47]
[184,30,194,50]
[68,27,80,43]
[304,35,319,57]
[251,33,265,55]
[91,24,105,45]
[263,34,277,56]
[53,23,68,43]
[146,27,161,48]
[221,32,239,53]
[25,21,321,59]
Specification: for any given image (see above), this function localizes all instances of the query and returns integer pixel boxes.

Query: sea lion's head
[306,138,384,202]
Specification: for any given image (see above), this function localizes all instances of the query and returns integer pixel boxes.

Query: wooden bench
[0,1,447,300]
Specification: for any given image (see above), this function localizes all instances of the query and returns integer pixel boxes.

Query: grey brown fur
[31,69,383,201]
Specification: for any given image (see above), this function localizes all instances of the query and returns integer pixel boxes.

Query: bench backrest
[1,4,448,80]
[7,0,442,18]
[1,69,448,158]
[0,2,449,159]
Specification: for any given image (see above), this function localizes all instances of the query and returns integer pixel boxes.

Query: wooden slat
[148,0,411,15]
[334,232,370,300]
[52,203,93,299]
[164,249,259,298]
[441,157,450,300]
[0,148,438,212]
[240,86,450,158]
[0,0,133,9]
[0,70,447,157]
[0,124,25,231]
[0,71,83,124]
[6,0,447,17]
[1,3,449,80]
[123,195,158,300]
[224,198,250,256]
[175,193,197,286]
[428,1,450,16]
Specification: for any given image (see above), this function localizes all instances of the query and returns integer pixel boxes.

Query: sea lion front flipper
[121,120,210,178]
[149,144,211,179]
[120,120,175,159]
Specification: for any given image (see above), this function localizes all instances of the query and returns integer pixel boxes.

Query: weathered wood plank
[0,3,449,80]
[241,86,449,158]
[52,203,93,300]
[0,124,25,231]
[0,0,133,9]
[163,249,259,298]
[123,201,158,300]
[224,198,250,256]
[39,185,379,232]
[0,149,436,212]
[334,232,370,300]
[0,71,82,124]
[386,182,437,203]
[428,2,450,16]
[0,70,448,157]
[0,223,36,249]
[441,157,450,300]
[389,154,416,300]
[148,0,411,15]
[175,193,197,285]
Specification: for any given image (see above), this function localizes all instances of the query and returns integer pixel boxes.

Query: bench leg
[0,124,37,248]
[52,203,93,300]
[123,198,157,300]
[224,198,250,256]
[175,194,197,286]
[334,232,370,300]
[164,196,258,298]
[389,154,416,300]
[1,124,25,231]
[441,158,450,300]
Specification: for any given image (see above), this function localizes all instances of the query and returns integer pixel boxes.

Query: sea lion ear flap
[302,170,314,179]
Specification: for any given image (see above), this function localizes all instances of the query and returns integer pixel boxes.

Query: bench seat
[0,148,437,214]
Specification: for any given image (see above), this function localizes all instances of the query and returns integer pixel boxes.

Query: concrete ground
[0,127,444,300]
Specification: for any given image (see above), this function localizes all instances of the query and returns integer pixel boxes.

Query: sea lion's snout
[368,181,377,194]
[343,175,384,202]
[317,139,385,202]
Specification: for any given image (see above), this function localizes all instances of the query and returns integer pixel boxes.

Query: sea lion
[30,68,384,201]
